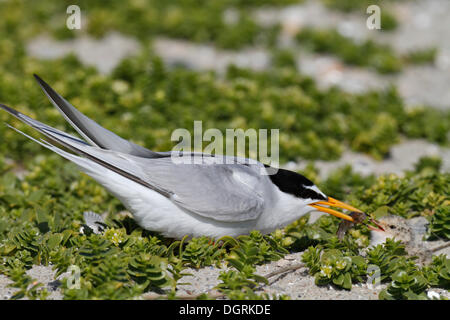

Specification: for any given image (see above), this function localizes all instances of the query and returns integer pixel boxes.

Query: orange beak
[309,197,362,222]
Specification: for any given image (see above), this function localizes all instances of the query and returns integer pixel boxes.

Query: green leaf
[372,205,390,219]
[27,190,45,203]
[47,233,63,250]
[343,272,352,290]
[333,274,345,286]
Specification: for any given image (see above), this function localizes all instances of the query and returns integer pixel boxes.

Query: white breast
[255,183,316,234]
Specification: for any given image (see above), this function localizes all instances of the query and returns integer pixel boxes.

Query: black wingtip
[33,74,57,97]
[33,73,47,88]
[32,74,66,108]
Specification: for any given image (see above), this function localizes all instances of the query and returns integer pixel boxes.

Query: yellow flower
[320,265,333,278]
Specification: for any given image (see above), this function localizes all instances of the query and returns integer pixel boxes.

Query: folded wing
[1,104,266,222]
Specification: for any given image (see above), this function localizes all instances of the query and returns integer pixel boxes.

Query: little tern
[0,75,382,239]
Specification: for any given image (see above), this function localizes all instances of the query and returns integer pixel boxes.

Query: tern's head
[267,168,363,223]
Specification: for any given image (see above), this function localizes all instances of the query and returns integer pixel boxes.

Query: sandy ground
[173,215,450,300]
[0,266,67,300]
[288,139,450,178]
[27,32,140,75]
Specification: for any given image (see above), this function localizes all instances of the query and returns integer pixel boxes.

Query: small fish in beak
[337,211,385,240]
[309,197,385,239]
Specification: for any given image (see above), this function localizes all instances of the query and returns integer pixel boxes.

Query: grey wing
[134,157,267,222]
[34,75,267,168]
[1,104,266,222]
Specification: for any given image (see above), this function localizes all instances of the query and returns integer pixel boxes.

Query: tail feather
[33,74,162,158]
[1,103,169,198]
[6,123,107,178]
[0,103,88,146]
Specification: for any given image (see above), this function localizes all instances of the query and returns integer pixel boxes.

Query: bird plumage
[1,75,335,239]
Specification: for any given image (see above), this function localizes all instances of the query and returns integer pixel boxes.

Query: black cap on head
[267,168,327,201]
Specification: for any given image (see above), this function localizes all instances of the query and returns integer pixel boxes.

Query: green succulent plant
[6,267,49,300]
[423,254,450,289]
[128,253,171,289]
[303,247,359,290]
[180,236,225,268]
[425,207,450,241]
[379,269,429,300]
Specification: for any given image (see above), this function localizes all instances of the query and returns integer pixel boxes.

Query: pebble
[27,32,140,74]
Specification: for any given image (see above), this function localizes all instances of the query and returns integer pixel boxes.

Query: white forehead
[304,185,327,199]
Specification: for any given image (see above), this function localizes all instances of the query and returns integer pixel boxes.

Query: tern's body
[92,159,314,238]
[1,75,366,239]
